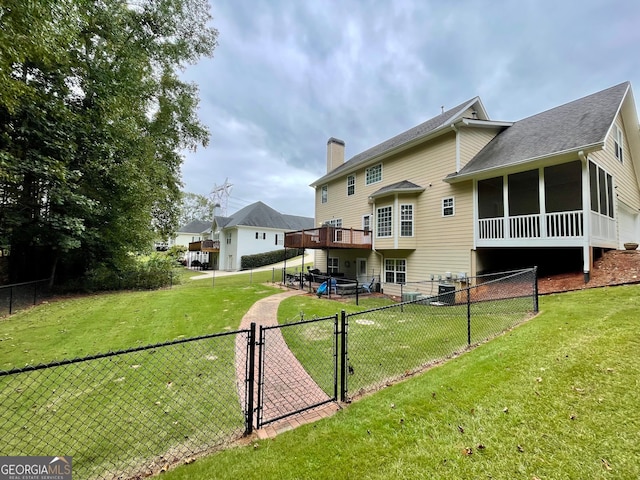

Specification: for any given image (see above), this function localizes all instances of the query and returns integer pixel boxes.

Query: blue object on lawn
[317,279,337,297]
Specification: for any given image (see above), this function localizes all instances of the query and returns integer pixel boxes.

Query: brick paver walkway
[236,289,340,439]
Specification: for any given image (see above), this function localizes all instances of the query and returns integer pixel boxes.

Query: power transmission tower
[210,178,233,216]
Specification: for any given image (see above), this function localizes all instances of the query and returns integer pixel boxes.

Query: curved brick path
[236,289,340,439]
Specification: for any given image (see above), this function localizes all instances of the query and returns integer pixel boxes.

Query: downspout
[578,150,591,283]
[370,196,384,290]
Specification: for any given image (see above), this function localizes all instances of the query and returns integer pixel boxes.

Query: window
[376,206,392,237]
[385,259,406,284]
[263,233,266,240]
[226,232,232,244]
[321,185,328,204]
[362,214,371,233]
[400,204,413,236]
[442,197,455,217]
[614,125,624,163]
[589,161,614,219]
[275,233,283,245]
[365,164,382,185]
[325,218,343,242]
[347,175,355,196]
[255,232,259,239]
[328,257,339,275]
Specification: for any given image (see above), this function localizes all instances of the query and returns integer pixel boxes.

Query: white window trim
[615,125,624,163]
[347,174,356,196]
[400,203,414,237]
[376,205,393,238]
[362,214,371,233]
[365,163,383,185]
[442,197,455,217]
[384,258,407,284]
[328,257,339,274]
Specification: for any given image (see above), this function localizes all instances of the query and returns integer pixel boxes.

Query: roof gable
[177,219,210,234]
[452,82,630,179]
[221,201,314,230]
[312,96,486,186]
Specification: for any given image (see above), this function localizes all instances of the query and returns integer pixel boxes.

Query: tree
[177,192,219,227]
[0,0,218,283]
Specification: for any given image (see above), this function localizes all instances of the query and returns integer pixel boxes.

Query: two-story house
[199,201,314,271]
[288,82,640,296]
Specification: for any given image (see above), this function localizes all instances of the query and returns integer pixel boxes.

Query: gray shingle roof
[221,201,314,230]
[312,97,483,185]
[370,180,425,199]
[451,82,630,179]
[177,219,211,234]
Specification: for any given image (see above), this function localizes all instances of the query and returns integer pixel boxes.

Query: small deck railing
[285,227,372,249]
[479,210,586,241]
[188,239,220,252]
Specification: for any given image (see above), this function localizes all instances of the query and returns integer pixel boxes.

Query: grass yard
[162,284,640,480]
[0,269,280,478]
[278,294,534,398]
[0,269,280,370]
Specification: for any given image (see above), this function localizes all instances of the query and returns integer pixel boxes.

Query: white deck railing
[590,211,616,240]
[479,210,586,240]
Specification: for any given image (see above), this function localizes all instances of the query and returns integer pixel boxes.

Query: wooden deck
[284,226,372,250]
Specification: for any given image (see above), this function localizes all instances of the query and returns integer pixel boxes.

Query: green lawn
[161,284,640,480]
[0,269,281,479]
[0,269,280,370]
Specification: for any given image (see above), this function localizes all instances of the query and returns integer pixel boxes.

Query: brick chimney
[326,137,345,173]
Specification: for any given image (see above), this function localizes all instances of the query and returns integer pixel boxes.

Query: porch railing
[479,210,585,241]
[285,227,372,249]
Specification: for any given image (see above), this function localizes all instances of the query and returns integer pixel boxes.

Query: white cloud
[180,0,640,219]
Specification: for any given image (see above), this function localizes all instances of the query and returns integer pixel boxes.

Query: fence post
[333,314,339,401]
[467,286,471,346]
[245,322,256,435]
[533,266,539,313]
[33,281,38,306]
[9,285,13,315]
[340,310,348,402]
[255,326,265,429]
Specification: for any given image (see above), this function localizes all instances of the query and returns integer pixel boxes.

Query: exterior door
[357,258,368,284]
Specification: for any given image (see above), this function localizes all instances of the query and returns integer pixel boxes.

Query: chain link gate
[255,315,338,428]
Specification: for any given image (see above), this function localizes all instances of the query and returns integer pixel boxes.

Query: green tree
[178,192,219,227]
[0,0,218,284]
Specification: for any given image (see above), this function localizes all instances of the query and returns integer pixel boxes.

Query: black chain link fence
[0,279,52,316]
[0,268,538,478]
[343,268,537,399]
[257,315,338,428]
[0,330,250,480]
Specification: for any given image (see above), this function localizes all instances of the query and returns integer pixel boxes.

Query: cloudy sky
[180,0,640,219]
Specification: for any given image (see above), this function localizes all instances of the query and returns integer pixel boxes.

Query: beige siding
[459,128,498,170]
[590,113,640,210]
[314,130,477,288]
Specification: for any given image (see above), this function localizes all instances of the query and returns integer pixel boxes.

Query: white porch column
[502,175,509,239]
[580,152,592,281]
[539,167,547,238]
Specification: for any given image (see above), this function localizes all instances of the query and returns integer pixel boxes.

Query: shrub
[68,253,180,292]
[240,248,303,270]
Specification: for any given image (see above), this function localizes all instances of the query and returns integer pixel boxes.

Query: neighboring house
[171,220,212,247]
[170,220,212,266]
[192,201,314,271]
[286,82,640,296]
